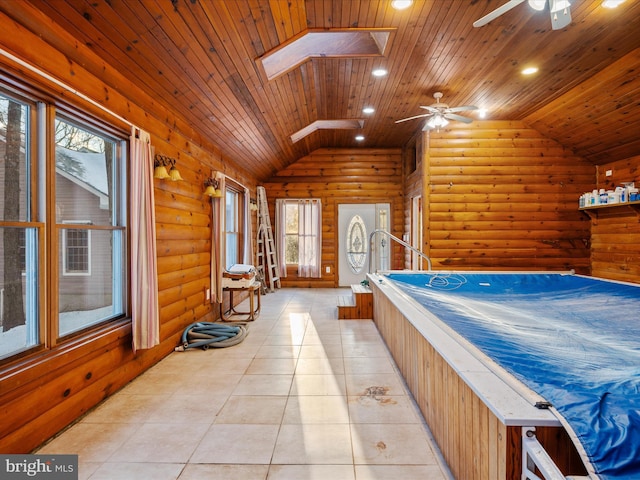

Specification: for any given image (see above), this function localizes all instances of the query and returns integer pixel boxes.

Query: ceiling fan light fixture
[426,114,448,129]
[396,92,476,128]
[528,0,546,11]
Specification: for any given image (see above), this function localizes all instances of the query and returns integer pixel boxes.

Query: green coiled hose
[175,321,249,351]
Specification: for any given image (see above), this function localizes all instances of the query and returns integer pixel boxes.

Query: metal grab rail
[368,229,432,273]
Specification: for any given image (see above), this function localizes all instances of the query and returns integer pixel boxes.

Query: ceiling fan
[473,0,571,30]
[395,92,478,131]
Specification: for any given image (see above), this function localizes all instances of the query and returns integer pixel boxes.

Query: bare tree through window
[2,99,25,331]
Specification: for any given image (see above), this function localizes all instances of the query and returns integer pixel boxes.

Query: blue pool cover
[386,272,640,480]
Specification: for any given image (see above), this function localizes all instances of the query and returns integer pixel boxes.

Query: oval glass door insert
[346,214,367,273]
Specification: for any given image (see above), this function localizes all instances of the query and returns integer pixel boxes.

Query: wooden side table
[220,281,261,321]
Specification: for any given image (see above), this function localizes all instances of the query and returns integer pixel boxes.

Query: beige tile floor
[37,288,453,480]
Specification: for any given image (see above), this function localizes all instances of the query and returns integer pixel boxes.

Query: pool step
[337,284,372,320]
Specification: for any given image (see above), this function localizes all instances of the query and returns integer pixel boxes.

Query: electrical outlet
[606,170,613,177]
[205,288,210,301]
[325,266,330,273]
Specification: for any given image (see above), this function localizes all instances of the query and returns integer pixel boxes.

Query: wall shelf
[579,201,640,222]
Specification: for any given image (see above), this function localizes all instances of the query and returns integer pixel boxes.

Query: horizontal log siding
[589,155,640,283]
[424,121,593,272]
[263,148,403,287]
[0,14,255,452]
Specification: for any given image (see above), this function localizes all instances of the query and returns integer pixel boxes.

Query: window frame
[224,180,245,269]
[53,113,128,341]
[0,78,130,364]
[0,88,40,360]
[276,198,322,278]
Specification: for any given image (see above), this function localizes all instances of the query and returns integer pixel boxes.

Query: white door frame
[337,203,390,286]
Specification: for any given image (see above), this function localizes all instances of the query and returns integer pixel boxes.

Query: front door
[337,203,390,287]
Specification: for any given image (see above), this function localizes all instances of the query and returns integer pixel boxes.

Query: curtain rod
[0,46,135,129]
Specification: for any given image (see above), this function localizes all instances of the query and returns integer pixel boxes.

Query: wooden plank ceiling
[8,0,640,181]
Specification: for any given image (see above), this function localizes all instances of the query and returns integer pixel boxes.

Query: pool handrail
[368,229,432,272]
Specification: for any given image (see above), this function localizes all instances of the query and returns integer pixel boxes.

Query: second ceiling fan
[473,0,572,30]
[395,92,478,131]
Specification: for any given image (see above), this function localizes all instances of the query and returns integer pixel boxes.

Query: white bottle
[599,188,608,204]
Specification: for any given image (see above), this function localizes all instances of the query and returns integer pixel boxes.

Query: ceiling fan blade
[473,0,526,27]
[446,105,478,113]
[444,113,473,124]
[420,105,440,113]
[550,1,571,30]
[395,113,431,124]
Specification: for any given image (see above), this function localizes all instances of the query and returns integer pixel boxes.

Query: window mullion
[45,104,59,348]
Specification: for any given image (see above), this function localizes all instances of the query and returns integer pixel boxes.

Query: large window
[276,199,322,278]
[55,117,126,337]
[0,86,128,361]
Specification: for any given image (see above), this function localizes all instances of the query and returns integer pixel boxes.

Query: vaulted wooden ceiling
[6,0,640,181]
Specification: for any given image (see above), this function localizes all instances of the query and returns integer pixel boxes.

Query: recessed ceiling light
[522,66,539,75]
[372,68,388,77]
[362,107,375,114]
[391,0,413,10]
[478,109,488,119]
[355,135,365,141]
[602,0,626,7]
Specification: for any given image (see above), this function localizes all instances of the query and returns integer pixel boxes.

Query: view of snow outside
[0,306,113,358]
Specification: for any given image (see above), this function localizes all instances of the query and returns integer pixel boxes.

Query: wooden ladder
[257,186,281,292]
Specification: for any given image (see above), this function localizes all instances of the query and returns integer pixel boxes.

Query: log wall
[413,121,594,273]
[1,0,637,460]
[588,155,640,283]
[263,148,404,287]
[0,11,255,453]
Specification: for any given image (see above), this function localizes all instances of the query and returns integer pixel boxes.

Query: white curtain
[129,127,159,352]
[276,198,322,278]
[298,199,322,278]
[243,187,253,265]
